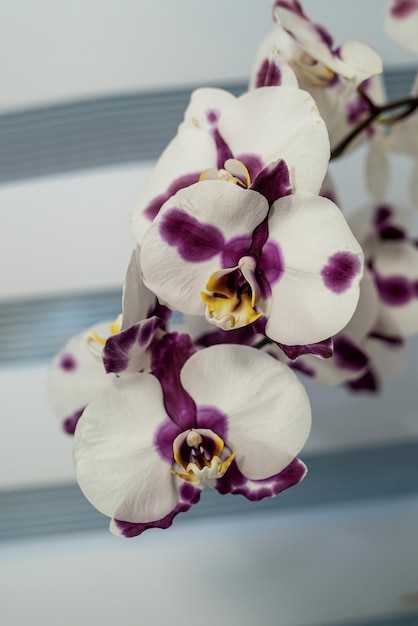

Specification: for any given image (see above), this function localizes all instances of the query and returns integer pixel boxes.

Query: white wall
[1,0,416,113]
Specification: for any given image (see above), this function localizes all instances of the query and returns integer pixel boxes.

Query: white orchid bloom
[385,0,418,53]
[48,249,167,433]
[141,171,363,348]
[74,339,311,537]
[250,1,383,152]
[130,85,330,243]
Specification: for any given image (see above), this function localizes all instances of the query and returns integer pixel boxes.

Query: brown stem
[330,95,418,160]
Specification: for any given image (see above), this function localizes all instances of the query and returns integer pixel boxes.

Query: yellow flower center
[172,428,235,486]
[200,257,263,330]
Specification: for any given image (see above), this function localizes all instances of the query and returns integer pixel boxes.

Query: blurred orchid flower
[74,336,311,537]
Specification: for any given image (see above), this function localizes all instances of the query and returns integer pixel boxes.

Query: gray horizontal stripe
[313,614,418,626]
[0,68,415,184]
[0,441,417,542]
[0,290,184,365]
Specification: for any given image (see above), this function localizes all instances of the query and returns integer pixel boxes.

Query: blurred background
[1,1,418,625]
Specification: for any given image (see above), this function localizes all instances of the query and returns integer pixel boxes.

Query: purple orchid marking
[379,225,406,241]
[333,335,368,371]
[236,154,264,182]
[216,457,307,501]
[390,0,418,18]
[196,325,257,348]
[103,317,163,374]
[160,209,226,262]
[368,331,404,347]
[255,59,282,88]
[114,482,201,538]
[251,159,292,206]
[374,204,393,227]
[144,173,201,222]
[321,251,361,294]
[374,273,415,306]
[63,407,85,435]
[205,110,234,169]
[151,333,197,431]
[59,353,77,372]
[346,368,379,393]
[279,337,333,360]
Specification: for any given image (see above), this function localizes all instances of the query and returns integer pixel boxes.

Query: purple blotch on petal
[236,153,264,183]
[160,209,225,262]
[368,331,404,347]
[379,225,406,241]
[151,332,197,429]
[154,418,182,462]
[321,251,362,294]
[222,234,253,269]
[59,353,77,372]
[206,109,219,124]
[216,457,307,501]
[374,204,393,227]
[255,59,282,88]
[257,240,284,295]
[375,273,414,306]
[196,406,228,441]
[279,337,333,360]
[333,335,368,371]
[144,173,201,222]
[212,128,233,170]
[346,368,379,393]
[390,0,418,19]
[63,407,85,435]
[251,160,292,206]
[196,325,257,348]
[114,483,201,538]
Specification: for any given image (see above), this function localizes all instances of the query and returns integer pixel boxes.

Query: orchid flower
[385,0,418,53]
[48,248,168,433]
[251,1,383,151]
[47,318,120,434]
[130,85,330,243]
[140,161,364,348]
[350,204,418,338]
[74,335,311,537]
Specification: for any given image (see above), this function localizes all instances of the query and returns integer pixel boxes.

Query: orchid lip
[199,159,251,189]
[200,258,263,330]
[172,428,235,486]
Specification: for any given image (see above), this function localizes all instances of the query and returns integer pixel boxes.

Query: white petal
[74,374,179,524]
[180,345,311,480]
[47,321,111,419]
[141,181,269,315]
[249,29,299,89]
[121,247,158,330]
[265,193,363,345]
[386,2,418,53]
[374,240,418,336]
[219,87,330,194]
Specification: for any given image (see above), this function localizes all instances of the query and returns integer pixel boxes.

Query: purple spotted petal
[151,333,197,429]
[195,325,258,348]
[103,317,163,375]
[278,337,333,360]
[390,0,418,18]
[374,273,415,306]
[255,58,282,88]
[160,209,225,262]
[333,335,369,371]
[346,368,379,393]
[216,457,307,501]
[62,406,85,435]
[321,252,362,294]
[143,173,201,222]
[112,482,201,538]
[251,159,292,206]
